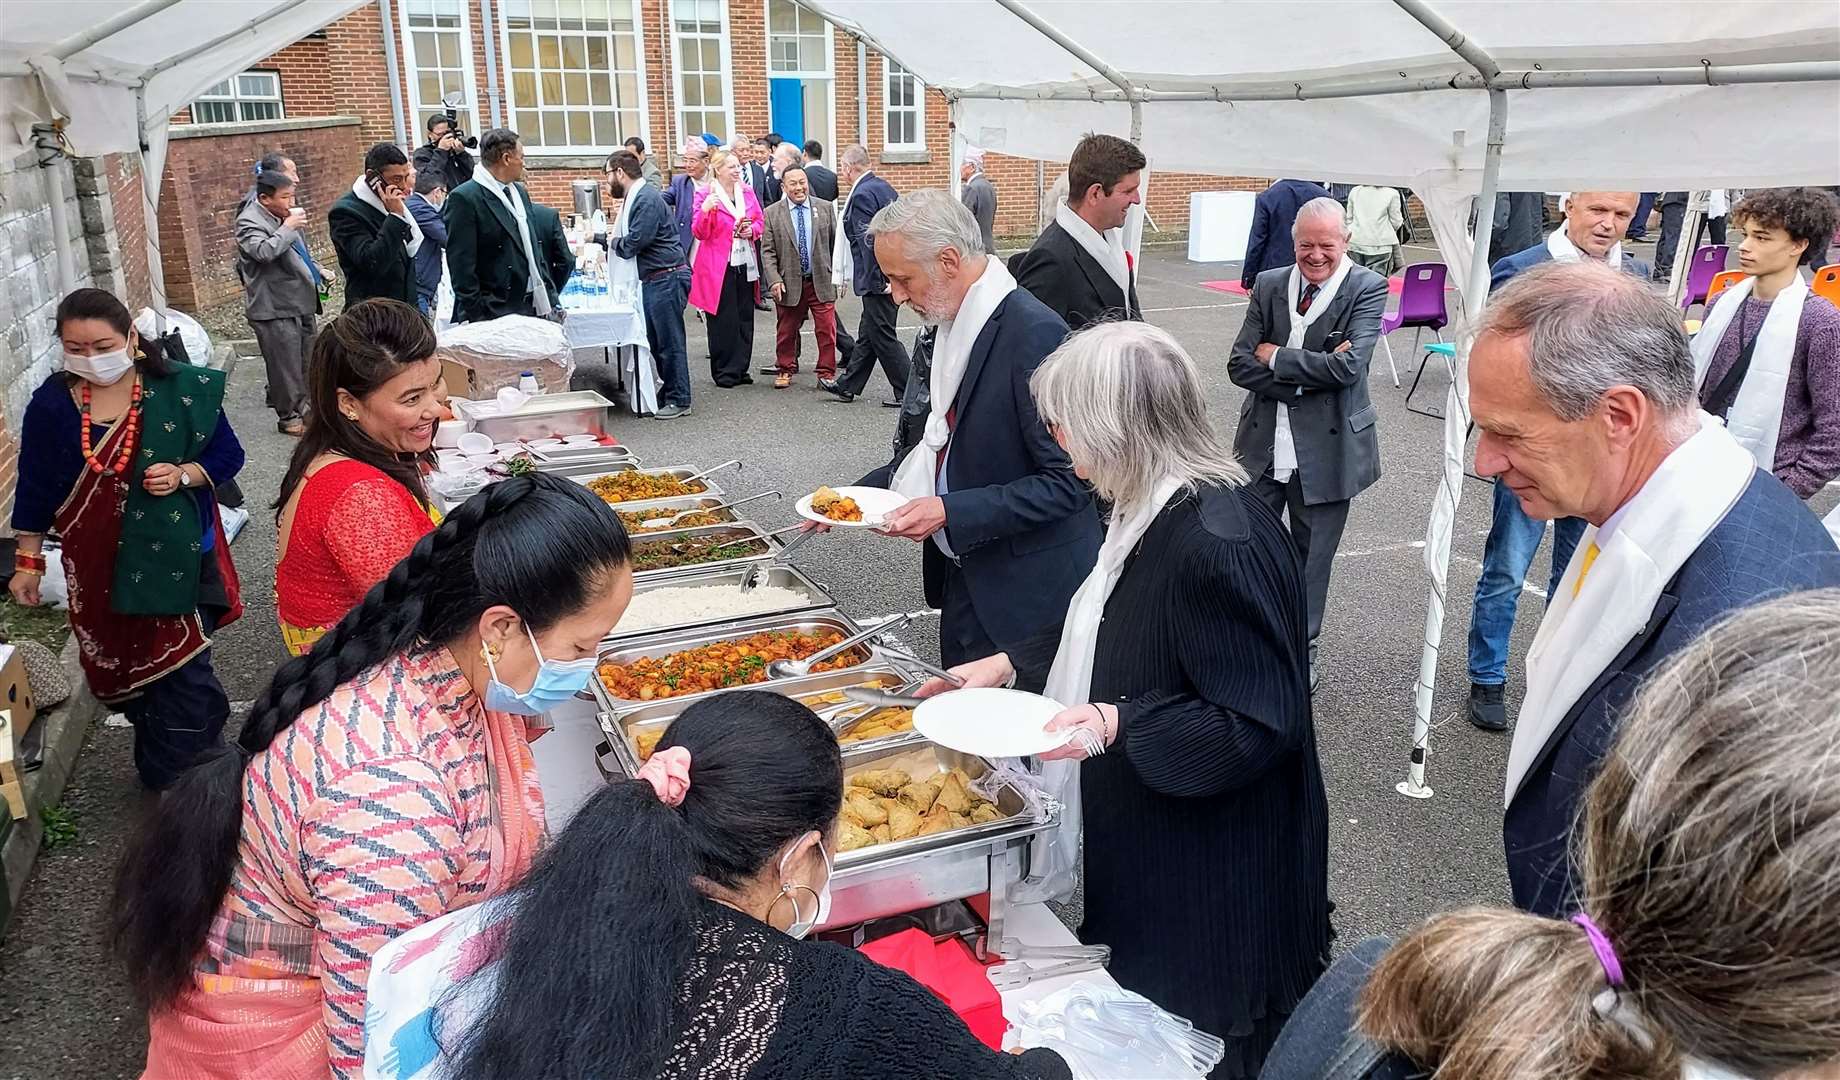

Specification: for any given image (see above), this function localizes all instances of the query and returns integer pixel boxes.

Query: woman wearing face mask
[690,147,765,389]
[111,473,633,1080]
[362,690,1071,1080]
[10,288,245,791]
[274,298,448,655]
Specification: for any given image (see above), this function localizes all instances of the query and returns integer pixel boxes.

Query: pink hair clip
[636,745,692,807]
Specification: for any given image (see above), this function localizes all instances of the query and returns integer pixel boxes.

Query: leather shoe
[818,378,855,403]
[881,398,902,408]
[1468,682,1509,731]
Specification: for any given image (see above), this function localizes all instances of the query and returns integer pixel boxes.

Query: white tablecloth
[563,290,659,414]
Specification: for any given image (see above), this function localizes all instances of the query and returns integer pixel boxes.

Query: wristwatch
[179,469,193,488]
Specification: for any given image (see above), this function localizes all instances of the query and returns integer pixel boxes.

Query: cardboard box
[0,646,36,738]
[440,358,479,402]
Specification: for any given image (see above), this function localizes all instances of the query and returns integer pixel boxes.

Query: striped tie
[1572,542,1601,598]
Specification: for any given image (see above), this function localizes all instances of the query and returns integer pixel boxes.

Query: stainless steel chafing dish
[825,745,1055,938]
[591,610,895,713]
[609,563,834,639]
[610,495,745,536]
[597,667,921,776]
[457,389,615,442]
[569,465,727,509]
[627,521,784,582]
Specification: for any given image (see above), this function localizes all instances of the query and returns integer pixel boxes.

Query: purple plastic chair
[1679,245,1730,313]
[1379,263,1450,389]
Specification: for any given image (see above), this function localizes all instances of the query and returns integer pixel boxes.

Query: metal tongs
[739,524,822,591]
[637,490,780,529]
[987,954,1111,991]
[767,609,934,679]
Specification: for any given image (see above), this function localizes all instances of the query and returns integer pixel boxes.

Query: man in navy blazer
[1240,178,1332,289]
[1465,192,1650,733]
[825,144,911,404]
[856,189,1101,672]
[659,138,710,260]
[1468,261,1840,917]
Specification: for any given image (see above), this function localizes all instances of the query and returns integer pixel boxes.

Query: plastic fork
[988,956,1108,990]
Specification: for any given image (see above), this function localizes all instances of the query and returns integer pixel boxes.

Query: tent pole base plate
[1395,779,1435,800]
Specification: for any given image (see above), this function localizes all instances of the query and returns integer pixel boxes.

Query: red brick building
[161,0,1272,311]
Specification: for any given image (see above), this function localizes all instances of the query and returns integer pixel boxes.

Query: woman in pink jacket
[689,148,766,388]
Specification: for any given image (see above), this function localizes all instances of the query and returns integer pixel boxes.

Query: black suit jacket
[804,163,839,202]
[444,178,567,323]
[862,288,1101,653]
[528,204,578,303]
[328,191,419,310]
[1009,221,1140,334]
[1504,470,1840,916]
[843,173,899,296]
[745,162,773,209]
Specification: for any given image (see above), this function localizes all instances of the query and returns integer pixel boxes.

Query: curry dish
[585,472,710,503]
[629,534,767,572]
[598,628,865,701]
[616,507,736,534]
[837,766,1002,851]
[809,486,863,523]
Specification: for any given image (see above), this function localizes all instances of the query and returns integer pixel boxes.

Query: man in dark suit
[528,201,577,305]
[443,128,567,323]
[406,171,448,315]
[1466,191,1648,732]
[607,150,693,417]
[1241,178,1334,289]
[760,165,842,387]
[328,141,423,309]
[801,139,838,202]
[237,169,321,434]
[1011,133,1145,333]
[824,144,911,405]
[737,136,773,209]
[857,189,1101,669]
[1229,197,1388,691]
[660,138,710,261]
[1474,261,1840,917]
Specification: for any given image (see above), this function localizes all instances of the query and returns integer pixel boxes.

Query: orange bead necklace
[79,374,143,476]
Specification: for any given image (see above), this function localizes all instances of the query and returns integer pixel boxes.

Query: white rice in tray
[616,583,813,633]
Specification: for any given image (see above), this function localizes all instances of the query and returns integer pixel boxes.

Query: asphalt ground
[4,240,1832,1078]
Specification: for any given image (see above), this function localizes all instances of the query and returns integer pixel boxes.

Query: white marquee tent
[4,0,1839,796]
[804,0,1840,797]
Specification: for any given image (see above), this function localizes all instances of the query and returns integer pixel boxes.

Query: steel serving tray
[627,521,782,581]
[607,496,743,536]
[570,465,727,509]
[458,390,616,442]
[590,611,877,713]
[596,667,918,777]
[609,563,835,639]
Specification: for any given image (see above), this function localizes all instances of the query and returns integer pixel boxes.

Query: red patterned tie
[1297,283,1319,316]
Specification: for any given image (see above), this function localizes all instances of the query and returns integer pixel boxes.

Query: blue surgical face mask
[482,620,598,716]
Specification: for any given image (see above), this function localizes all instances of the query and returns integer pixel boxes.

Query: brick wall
[0,151,91,531]
[158,118,364,312]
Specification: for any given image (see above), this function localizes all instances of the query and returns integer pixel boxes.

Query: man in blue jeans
[608,150,694,418]
[1467,190,1646,729]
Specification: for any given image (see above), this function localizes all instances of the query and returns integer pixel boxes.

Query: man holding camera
[413,112,475,195]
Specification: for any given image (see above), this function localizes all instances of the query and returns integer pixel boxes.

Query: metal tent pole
[1391,0,1503,800]
[52,0,185,59]
[141,0,317,80]
[990,0,1141,143]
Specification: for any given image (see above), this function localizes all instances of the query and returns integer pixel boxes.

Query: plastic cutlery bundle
[1011,981,1225,1079]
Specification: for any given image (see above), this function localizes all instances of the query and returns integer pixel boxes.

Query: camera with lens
[439,92,479,149]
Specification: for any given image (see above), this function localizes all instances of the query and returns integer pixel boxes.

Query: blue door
[769,78,805,147]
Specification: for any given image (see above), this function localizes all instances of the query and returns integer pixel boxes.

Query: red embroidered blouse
[277,459,434,631]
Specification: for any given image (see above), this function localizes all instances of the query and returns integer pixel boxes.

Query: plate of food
[796,485,906,528]
[913,687,1068,758]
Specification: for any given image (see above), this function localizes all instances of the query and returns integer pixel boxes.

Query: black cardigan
[675,902,1070,1080]
[1012,484,1332,1078]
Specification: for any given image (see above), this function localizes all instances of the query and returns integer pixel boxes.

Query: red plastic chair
[1378,263,1449,389]
[1812,264,1840,306]
[1704,270,1747,308]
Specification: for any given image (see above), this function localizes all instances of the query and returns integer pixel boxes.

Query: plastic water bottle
[561,275,582,311]
[519,371,540,396]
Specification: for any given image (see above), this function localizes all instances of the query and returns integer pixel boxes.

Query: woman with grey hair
[1264,588,1840,1080]
[917,321,1330,1077]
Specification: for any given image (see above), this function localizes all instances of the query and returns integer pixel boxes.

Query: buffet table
[561,275,657,415]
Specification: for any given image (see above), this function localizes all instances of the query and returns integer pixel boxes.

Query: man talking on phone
[1228,196,1388,693]
[328,141,424,309]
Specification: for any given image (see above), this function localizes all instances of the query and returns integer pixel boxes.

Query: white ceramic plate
[794,486,907,529]
[913,687,1069,758]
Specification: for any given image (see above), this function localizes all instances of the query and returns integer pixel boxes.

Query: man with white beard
[1228,197,1389,692]
[854,189,1101,674]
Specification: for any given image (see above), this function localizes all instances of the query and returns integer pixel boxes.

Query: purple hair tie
[1572,913,1624,987]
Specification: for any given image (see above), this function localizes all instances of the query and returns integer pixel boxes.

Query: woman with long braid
[110,473,633,1080]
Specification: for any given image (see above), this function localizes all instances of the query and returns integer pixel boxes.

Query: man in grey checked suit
[1229,196,1388,690]
[237,168,322,435]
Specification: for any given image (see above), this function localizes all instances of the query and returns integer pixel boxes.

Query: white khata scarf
[1054,201,1131,308]
[1272,256,1353,481]
[350,175,423,257]
[706,179,758,281]
[1546,225,1623,269]
[1688,273,1806,472]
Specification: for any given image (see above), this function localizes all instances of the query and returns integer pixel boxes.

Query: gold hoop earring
[766,882,819,928]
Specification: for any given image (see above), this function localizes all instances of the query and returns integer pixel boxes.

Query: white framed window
[883,59,924,152]
[673,0,731,145]
[766,0,825,74]
[400,0,479,141]
[500,0,646,153]
[191,71,283,124]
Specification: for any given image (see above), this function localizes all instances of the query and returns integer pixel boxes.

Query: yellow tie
[1572,542,1601,598]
